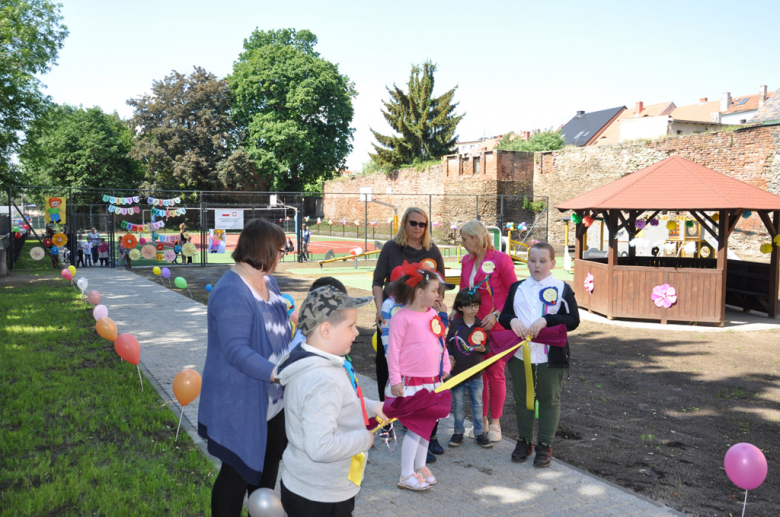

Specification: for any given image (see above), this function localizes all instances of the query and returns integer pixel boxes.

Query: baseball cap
[297,286,373,336]
[432,271,456,290]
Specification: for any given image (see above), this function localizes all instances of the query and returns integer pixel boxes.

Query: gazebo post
[716,210,729,326]
[767,211,779,318]
[574,211,584,260]
[628,210,637,260]
[606,210,618,320]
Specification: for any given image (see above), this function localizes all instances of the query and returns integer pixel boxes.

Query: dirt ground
[129,262,780,517]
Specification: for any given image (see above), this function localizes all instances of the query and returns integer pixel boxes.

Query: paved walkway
[83,268,684,516]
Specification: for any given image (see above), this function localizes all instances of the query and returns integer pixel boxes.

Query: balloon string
[175,407,184,441]
[742,490,748,517]
[187,287,193,299]
[137,365,143,392]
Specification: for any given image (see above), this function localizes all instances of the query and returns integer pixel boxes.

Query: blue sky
[42,0,780,171]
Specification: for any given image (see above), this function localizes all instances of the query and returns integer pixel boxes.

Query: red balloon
[114,333,140,364]
[14,232,21,239]
[61,269,73,280]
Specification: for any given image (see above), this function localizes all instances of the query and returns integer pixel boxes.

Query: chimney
[710,112,722,124]
[721,92,732,112]
[699,98,708,104]
[759,85,767,107]
[634,101,644,116]
[575,111,584,118]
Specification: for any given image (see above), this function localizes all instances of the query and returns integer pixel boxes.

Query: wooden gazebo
[557,156,780,326]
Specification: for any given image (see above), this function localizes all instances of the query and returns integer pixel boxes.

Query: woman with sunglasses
[198,219,292,516]
[458,219,518,443]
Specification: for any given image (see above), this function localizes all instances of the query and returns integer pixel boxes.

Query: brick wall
[535,125,780,252]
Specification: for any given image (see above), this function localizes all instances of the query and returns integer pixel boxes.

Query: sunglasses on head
[407,220,427,228]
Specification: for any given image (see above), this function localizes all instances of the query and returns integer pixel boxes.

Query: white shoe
[415,466,437,485]
[488,423,502,442]
[397,473,430,491]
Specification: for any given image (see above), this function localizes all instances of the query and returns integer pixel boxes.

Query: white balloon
[77,277,89,292]
[246,488,284,517]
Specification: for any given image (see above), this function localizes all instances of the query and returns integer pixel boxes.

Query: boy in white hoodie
[275,286,387,516]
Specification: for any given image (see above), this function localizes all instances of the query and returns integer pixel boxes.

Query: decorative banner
[121,220,164,231]
[151,207,186,217]
[45,197,66,224]
[103,195,140,204]
[147,196,181,206]
[109,205,142,215]
[209,229,226,253]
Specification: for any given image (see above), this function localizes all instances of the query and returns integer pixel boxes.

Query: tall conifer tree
[370,61,463,168]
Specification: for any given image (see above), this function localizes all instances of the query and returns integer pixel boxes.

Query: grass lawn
[0,276,216,516]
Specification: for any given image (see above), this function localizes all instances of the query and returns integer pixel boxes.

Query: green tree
[229,28,356,191]
[495,129,565,152]
[19,104,142,202]
[0,0,68,182]
[127,67,264,192]
[370,61,463,169]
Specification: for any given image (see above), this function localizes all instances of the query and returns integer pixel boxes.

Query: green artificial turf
[0,278,216,516]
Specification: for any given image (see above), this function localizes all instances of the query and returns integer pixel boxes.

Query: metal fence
[4,186,548,271]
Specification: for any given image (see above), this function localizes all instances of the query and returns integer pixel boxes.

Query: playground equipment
[318,249,382,269]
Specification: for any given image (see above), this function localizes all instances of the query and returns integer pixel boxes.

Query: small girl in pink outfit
[387,269,451,492]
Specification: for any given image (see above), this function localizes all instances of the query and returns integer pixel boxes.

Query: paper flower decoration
[584,273,594,294]
[30,247,45,260]
[141,245,156,259]
[571,213,582,224]
[635,219,646,230]
[155,253,164,261]
[156,243,164,251]
[43,238,52,247]
[711,213,719,222]
[430,315,445,338]
[163,249,176,262]
[666,221,678,231]
[139,237,147,245]
[52,233,68,247]
[686,220,694,228]
[50,246,59,256]
[649,218,659,226]
[129,249,141,260]
[760,242,773,254]
[651,284,677,308]
[121,234,138,249]
[774,235,780,246]
[742,211,752,219]
[181,242,196,257]
[583,215,594,227]
[174,245,182,253]
[340,218,347,225]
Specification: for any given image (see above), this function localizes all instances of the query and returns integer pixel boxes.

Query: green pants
[507,357,565,446]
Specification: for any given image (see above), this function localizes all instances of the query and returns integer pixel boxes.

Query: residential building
[591,101,675,146]
[752,87,780,123]
[669,97,722,123]
[455,136,503,154]
[560,106,626,147]
[718,86,773,124]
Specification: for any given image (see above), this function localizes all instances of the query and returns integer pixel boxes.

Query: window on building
[738,98,749,106]
[677,130,682,135]
[474,157,481,174]
[574,131,584,138]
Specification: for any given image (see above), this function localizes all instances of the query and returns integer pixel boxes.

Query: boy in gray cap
[274,286,387,516]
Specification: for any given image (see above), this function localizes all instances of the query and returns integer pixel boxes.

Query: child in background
[76,234,85,267]
[274,286,386,516]
[446,289,492,448]
[386,269,451,491]
[499,242,579,468]
[83,238,92,267]
[98,238,109,267]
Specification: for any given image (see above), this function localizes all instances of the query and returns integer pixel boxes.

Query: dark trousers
[281,480,355,517]
[77,250,85,267]
[91,248,99,264]
[211,410,287,517]
[375,334,388,402]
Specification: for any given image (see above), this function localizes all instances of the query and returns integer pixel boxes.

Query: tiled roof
[669,99,722,123]
[724,91,774,114]
[753,88,780,122]
[592,102,675,146]
[556,156,780,211]
[561,107,625,147]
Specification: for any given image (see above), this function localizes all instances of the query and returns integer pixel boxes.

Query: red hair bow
[390,260,423,287]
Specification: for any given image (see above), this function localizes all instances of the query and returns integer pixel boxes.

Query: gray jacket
[275,343,378,502]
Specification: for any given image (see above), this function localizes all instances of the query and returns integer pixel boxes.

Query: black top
[446,315,489,380]
[372,240,446,297]
[497,279,580,368]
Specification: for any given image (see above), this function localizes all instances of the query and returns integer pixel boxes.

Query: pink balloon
[290,310,299,325]
[93,304,108,321]
[724,443,768,490]
[61,269,73,281]
[87,290,101,305]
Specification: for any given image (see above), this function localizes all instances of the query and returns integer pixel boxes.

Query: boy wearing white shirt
[498,242,579,468]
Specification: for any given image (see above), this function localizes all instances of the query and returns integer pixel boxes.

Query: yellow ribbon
[348,452,366,486]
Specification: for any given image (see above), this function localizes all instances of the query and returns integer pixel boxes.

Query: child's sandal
[415,466,437,485]
[397,472,430,491]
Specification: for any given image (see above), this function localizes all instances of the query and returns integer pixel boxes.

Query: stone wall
[535,125,780,252]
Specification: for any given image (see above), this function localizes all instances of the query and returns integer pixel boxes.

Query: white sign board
[214,209,244,229]
[359,187,373,202]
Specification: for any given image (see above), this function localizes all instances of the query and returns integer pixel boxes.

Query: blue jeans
[452,377,484,436]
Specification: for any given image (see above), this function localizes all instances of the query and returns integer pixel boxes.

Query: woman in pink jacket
[458,220,517,442]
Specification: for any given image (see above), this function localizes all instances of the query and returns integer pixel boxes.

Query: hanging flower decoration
[651,284,677,308]
[712,213,720,222]
[121,234,138,249]
[635,219,647,230]
[163,249,177,262]
[774,235,780,246]
[52,233,68,247]
[155,253,164,261]
[174,245,182,253]
[156,243,164,251]
[430,314,445,338]
[760,242,773,254]
[468,328,488,347]
[686,220,695,228]
[43,238,52,247]
[742,211,752,219]
[141,245,156,259]
[584,273,594,294]
[666,221,678,231]
[50,246,59,256]
[571,213,582,224]
[30,247,45,260]
[139,237,147,245]
[182,242,197,257]
[583,215,594,227]
[649,218,659,226]
[129,249,141,261]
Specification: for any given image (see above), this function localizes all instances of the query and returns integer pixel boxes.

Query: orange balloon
[173,369,202,406]
[114,333,140,365]
[96,317,118,342]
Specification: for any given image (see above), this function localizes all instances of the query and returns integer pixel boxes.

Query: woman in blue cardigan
[198,220,291,516]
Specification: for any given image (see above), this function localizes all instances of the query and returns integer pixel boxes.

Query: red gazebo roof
[556,156,780,211]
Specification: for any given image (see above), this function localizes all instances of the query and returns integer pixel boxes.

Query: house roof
[556,156,780,211]
[724,91,774,115]
[591,102,676,146]
[561,106,625,146]
[669,99,722,123]
[753,88,780,122]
